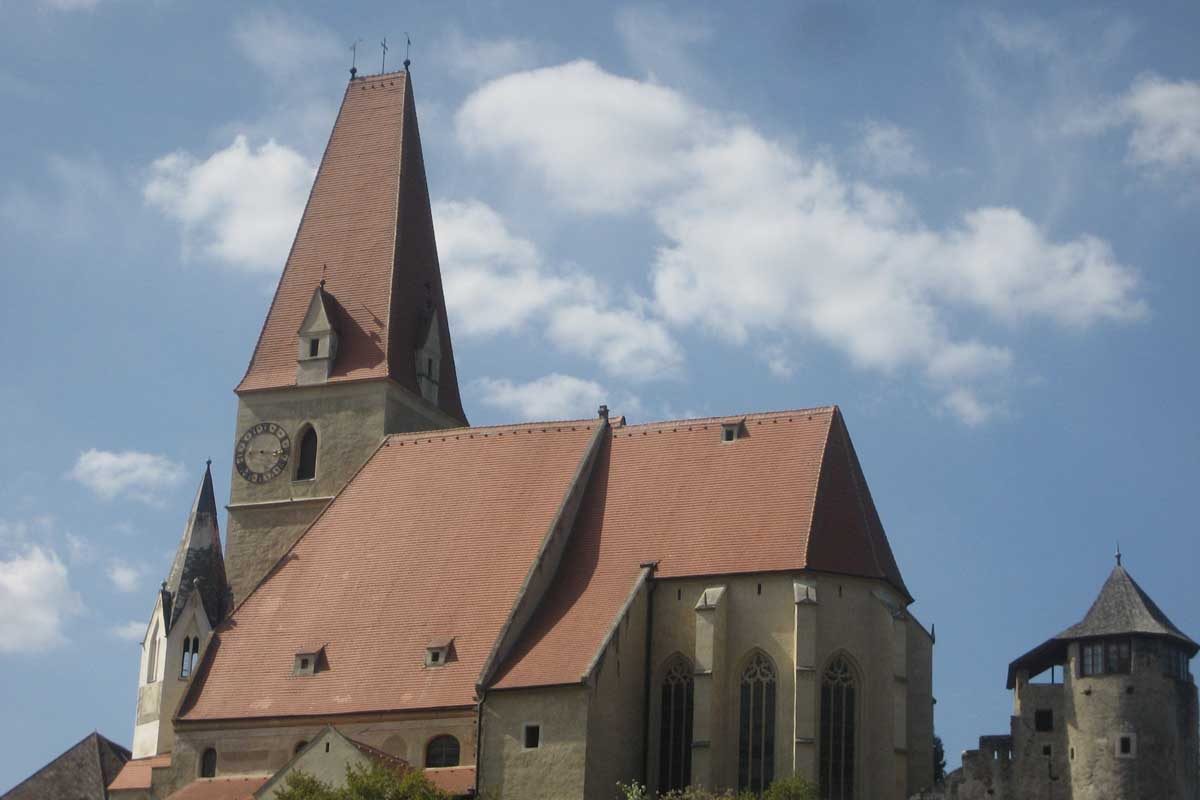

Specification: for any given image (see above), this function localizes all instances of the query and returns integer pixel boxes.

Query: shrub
[274,762,450,800]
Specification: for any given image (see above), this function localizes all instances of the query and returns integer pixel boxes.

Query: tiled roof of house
[2,731,129,800]
[424,766,476,796]
[491,406,908,689]
[165,777,268,800]
[107,753,171,791]
[178,421,602,720]
[235,71,467,425]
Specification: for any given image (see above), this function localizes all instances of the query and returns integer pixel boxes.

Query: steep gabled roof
[2,731,129,800]
[492,406,910,690]
[178,421,601,721]
[164,463,227,631]
[235,70,467,425]
[1007,563,1198,688]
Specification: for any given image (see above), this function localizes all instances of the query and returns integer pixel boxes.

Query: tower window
[308,338,320,358]
[145,623,158,683]
[1080,638,1131,676]
[180,636,199,678]
[199,748,217,778]
[1034,709,1053,732]
[1116,734,1136,758]
[523,724,541,750]
[425,735,460,768]
[295,427,317,481]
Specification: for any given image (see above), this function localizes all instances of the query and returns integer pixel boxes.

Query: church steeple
[235,69,467,424]
[163,460,227,630]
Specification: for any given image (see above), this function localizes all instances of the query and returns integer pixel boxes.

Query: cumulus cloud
[856,121,929,177]
[1121,74,1200,170]
[615,4,712,84]
[0,546,83,654]
[456,60,1146,423]
[474,374,627,421]
[144,136,315,273]
[68,449,186,505]
[106,559,142,593]
[112,620,147,642]
[547,304,685,381]
[437,28,542,82]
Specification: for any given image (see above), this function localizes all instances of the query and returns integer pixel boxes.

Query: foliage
[617,775,816,800]
[274,762,449,800]
[933,735,947,783]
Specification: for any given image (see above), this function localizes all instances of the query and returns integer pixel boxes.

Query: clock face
[234,422,291,483]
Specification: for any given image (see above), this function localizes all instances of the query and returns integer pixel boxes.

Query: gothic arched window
[426,735,460,768]
[145,623,158,683]
[180,638,192,678]
[296,427,318,481]
[658,655,694,792]
[820,656,858,800]
[199,748,217,778]
[738,650,777,793]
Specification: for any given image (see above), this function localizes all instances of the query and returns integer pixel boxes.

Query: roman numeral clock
[234,422,291,484]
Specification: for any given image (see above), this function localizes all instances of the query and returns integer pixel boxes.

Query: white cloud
[456,60,1146,423]
[232,10,342,86]
[1122,74,1200,170]
[0,546,83,654]
[144,136,315,273]
[941,388,995,428]
[39,0,100,10]
[106,559,142,593]
[856,121,929,177]
[615,5,712,84]
[547,304,685,381]
[475,374,628,421]
[438,28,542,82]
[112,620,146,642]
[68,449,186,505]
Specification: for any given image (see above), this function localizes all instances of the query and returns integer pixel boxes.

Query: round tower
[1058,561,1199,799]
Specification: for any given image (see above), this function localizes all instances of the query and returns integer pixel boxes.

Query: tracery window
[296,427,318,481]
[820,656,857,800]
[1080,639,1130,676]
[738,651,777,793]
[426,735,460,768]
[658,655,694,792]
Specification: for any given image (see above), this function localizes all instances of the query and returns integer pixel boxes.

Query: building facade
[942,560,1198,800]
[105,67,935,800]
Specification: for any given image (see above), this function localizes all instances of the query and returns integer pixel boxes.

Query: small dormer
[293,644,326,676]
[425,636,455,668]
[721,419,747,443]
[414,308,442,405]
[296,284,339,385]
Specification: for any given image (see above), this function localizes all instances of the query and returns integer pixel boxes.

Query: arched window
[738,651,777,793]
[658,655,694,792]
[180,636,200,678]
[145,623,158,683]
[199,748,217,778]
[820,656,858,800]
[296,426,318,481]
[425,735,460,768]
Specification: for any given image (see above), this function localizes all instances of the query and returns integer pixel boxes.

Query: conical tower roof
[163,462,227,631]
[235,69,467,425]
[1056,564,1196,651]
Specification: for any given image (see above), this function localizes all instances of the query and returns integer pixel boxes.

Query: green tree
[933,735,947,783]
[273,762,450,800]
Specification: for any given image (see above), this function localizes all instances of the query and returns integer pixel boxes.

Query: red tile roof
[178,421,601,721]
[108,753,171,791]
[165,777,268,800]
[423,766,475,796]
[492,407,908,689]
[235,71,467,424]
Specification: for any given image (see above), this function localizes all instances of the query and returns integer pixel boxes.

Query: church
[102,66,935,800]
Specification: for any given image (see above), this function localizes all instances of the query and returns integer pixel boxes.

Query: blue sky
[2,0,1198,790]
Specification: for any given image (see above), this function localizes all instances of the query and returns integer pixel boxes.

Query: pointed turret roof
[1056,564,1196,649]
[1007,561,1197,687]
[0,731,129,800]
[164,463,227,631]
[235,70,467,425]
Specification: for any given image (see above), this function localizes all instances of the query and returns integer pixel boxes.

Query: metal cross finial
[381,37,388,73]
[404,32,412,70]
[349,38,363,79]
[320,263,327,289]
[1115,541,1122,566]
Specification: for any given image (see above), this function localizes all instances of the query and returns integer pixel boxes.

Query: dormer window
[721,420,746,443]
[425,636,455,668]
[308,338,320,358]
[296,286,339,385]
[293,645,325,676]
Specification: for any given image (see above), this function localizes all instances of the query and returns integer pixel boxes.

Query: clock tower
[224,68,468,605]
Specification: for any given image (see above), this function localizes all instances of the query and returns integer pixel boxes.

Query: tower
[224,68,468,604]
[131,463,228,758]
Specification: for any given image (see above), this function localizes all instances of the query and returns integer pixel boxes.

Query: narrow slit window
[308,338,320,358]
[524,724,541,749]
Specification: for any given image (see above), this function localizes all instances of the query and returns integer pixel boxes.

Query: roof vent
[721,420,747,443]
[293,644,326,676]
[425,637,456,668]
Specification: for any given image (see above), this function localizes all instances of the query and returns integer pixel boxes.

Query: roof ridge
[385,418,601,442]
[618,406,836,431]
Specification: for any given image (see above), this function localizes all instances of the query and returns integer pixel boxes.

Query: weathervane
[381,37,388,73]
[349,38,363,78]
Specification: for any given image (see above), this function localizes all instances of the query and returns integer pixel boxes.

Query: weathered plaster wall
[479,686,589,800]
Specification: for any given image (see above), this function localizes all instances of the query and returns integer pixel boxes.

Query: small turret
[131,462,229,758]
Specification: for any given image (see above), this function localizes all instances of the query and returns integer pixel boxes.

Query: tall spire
[235,69,468,424]
[163,462,227,630]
